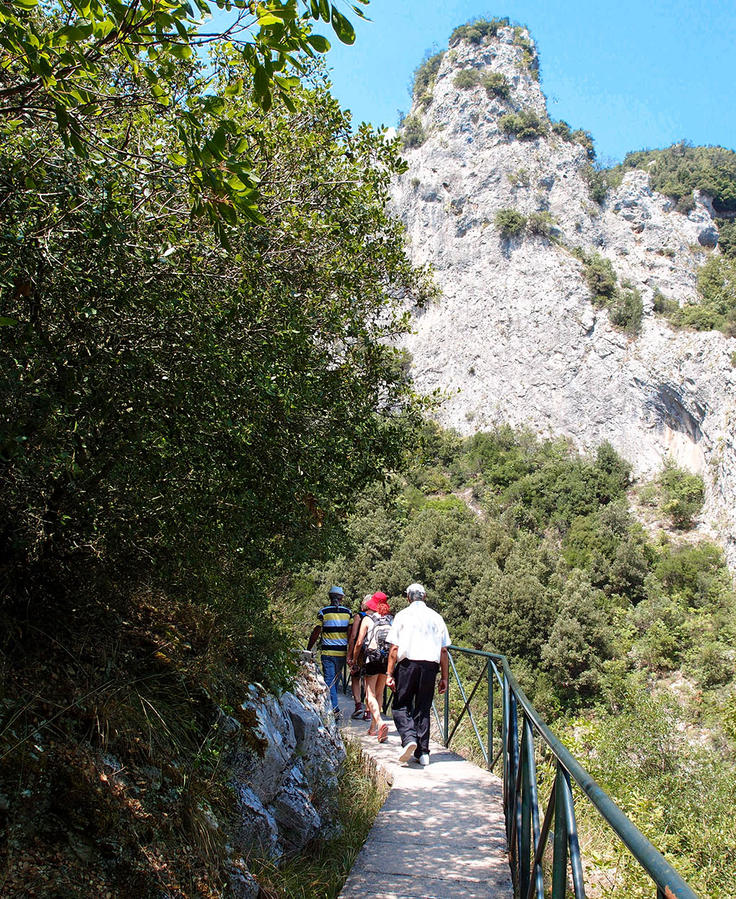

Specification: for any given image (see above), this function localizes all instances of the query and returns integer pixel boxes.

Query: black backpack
[363,613,393,664]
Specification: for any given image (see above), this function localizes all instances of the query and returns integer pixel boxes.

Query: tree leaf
[330,6,355,44]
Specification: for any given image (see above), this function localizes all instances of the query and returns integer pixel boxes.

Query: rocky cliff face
[224,656,344,897]
[394,25,736,565]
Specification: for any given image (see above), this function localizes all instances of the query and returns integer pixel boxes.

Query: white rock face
[394,26,736,566]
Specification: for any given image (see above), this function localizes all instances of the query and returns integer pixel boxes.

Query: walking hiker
[307,586,352,720]
[352,591,393,743]
[347,595,371,720]
[386,583,450,766]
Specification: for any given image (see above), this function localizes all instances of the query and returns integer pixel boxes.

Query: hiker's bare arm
[385,645,399,689]
[307,625,321,650]
[438,647,449,695]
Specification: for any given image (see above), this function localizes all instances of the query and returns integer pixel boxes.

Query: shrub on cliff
[449,17,509,46]
[413,51,444,107]
[608,143,736,215]
[609,288,644,334]
[401,114,426,148]
[660,461,705,529]
[495,208,527,237]
[500,109,547,140]
[483,72,510,99]
[454,68,482,89]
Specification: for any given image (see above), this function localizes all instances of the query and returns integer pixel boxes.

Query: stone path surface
[337,692,513,899]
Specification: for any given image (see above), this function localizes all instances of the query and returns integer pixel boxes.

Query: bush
[580,250,618,301]
[609,288,643,334]
[512,26,539,79]
[482,72,510,99]
[718,219,736,258]
[581,163,607,204]
[499,109,547,141]
[652,288,679,315]
[572,129,596,160]
[608,142,736,215]
[449,17,509,47]
[401,114,426,149]
[413,51,444,107]
[527,211,555,238]
[658,254,736,334]
[552,119,572,140]
[454,68,482,89]
[659,461,705,529]
[495,208,527,238]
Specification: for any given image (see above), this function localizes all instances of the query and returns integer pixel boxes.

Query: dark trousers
[392,658,439,755]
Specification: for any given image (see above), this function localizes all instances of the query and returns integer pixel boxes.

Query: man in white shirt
[385,583,450,766]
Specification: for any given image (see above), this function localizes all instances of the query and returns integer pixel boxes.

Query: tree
[0,54,432,652]
[0,0,366,225]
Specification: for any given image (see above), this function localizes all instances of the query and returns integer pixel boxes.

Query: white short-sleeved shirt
[386,600,451,664]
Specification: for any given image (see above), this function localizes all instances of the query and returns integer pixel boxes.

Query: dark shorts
[364,658,388,676]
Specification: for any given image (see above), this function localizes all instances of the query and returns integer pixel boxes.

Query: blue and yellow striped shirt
[317,604,352,657]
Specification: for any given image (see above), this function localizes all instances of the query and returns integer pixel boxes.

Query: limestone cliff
[393,24,736,564]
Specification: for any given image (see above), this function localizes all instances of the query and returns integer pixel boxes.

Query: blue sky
[322,0,736,165]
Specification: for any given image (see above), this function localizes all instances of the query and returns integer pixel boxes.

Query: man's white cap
[406,583,426,598]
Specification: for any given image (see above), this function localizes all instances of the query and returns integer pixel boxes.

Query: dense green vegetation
[653,254,736,336]
[401,113,426,148]
[412,50,445,107]
[449,17,510,47]
[295,423,736,897]
[574,249,643,334]
[608,143,736,215]
[0,5,431,893]
[495,208,527,237]
[499,109,547,141]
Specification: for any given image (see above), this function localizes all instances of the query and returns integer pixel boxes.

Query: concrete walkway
[337,692,513,899]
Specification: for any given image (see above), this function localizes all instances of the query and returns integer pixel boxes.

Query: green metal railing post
[487,660,493,771]
[552,764,569,899]
[520,717,532,899]
[443,667,450,746]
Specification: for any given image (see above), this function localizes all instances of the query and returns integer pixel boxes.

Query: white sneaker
[398,741,417,764]
[419,753,430,767]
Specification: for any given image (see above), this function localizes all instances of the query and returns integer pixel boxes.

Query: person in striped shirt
[307,586,352,719]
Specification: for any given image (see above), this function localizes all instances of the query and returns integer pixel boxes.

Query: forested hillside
[293,423,736,897]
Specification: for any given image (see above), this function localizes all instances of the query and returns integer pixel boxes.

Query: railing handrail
[441,644,699,899]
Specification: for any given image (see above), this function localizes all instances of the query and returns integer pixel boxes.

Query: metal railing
[434,645,699,899]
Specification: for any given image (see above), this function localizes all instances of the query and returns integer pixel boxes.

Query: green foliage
[609,287,644,334]
[482,72,510,99]
[552,122,596,160]
[0,0,366,226]
[541,571,611,700]
[655,254,736,335]
[718,219,736,258]
[576,250,642,333]
[581,162,608,203]
[449,17,509,47]
[579,250,618,301]
[494,207,527,238]
[412,51,444,107]
[454,68,482,89]
[512,26,539,80]
[652,288,679,315]
[0,60,430,672]
[659,461,705,529]
[609,142,736,215]
[499,109,547,141]
[401,114,426,149]
[567,692,736,898]
[527,210,556,238]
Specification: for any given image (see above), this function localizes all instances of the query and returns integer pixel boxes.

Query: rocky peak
[394,23,736,567]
